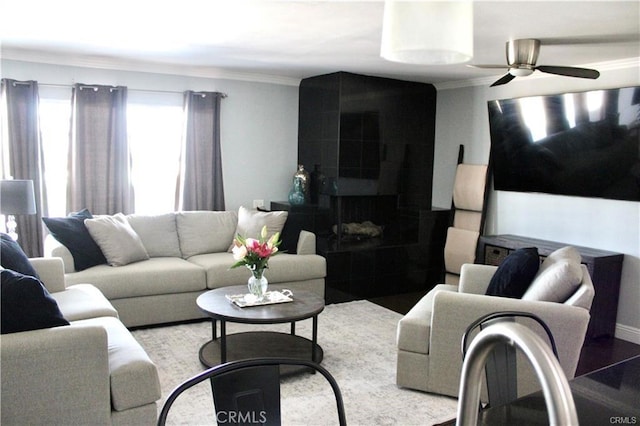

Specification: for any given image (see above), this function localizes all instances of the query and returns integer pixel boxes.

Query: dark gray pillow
[0,233,39,279]
[486,247,540,299]
[42,209,107,271]
[1,269,69,334]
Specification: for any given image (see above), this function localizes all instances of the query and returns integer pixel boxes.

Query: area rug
[132,300,458,425]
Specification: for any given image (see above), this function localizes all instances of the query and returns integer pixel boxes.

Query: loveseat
[44,208,327,327]
[1,257,161,425]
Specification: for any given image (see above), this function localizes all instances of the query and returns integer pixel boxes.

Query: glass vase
[247,270,268,300]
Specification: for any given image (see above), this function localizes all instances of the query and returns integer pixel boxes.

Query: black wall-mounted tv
[488,86,640,202]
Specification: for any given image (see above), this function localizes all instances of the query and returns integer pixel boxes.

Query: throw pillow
[522,246,583,303]
[485,247,540,298]
[42,209,107,271]
[0,233,39,279]
[538,246,581,274]
[1,269,70,334]
[84,213,150,266]
[228,206,288,252]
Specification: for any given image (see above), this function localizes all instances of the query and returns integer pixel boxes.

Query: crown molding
[434,57,640,91]
[0,48,302,87]
[3,48,637,90]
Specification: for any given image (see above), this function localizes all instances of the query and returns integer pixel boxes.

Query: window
[39,92,71,217]
[127,91,183,214]
[38,89,184,215]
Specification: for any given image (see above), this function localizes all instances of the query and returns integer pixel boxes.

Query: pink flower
[230,225,282,272]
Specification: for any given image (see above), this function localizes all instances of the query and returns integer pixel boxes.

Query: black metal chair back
[157,357,347,426]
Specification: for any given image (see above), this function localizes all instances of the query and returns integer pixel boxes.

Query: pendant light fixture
[381,0,474,65]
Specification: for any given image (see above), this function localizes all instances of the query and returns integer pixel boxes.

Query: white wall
[1,60,300,212]
[434,64,640,343]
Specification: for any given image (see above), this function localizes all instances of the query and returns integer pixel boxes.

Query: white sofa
[1,257,161,426]
[45,210,327,327]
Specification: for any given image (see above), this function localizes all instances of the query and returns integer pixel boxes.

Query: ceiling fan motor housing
[507,38,539,75]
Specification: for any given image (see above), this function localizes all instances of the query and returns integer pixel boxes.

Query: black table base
[199,331,324,374]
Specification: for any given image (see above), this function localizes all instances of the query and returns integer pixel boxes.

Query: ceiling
[1,1,639,86]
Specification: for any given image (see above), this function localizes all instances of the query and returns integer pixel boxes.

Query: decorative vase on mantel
[247,267,268,299]
[288,177,305,205]
[293,164,310,202]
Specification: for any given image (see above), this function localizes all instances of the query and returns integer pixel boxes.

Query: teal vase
[288,177,305,205]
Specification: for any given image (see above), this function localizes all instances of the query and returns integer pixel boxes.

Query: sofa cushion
[42,209,107,271]
[485,247,540,298]
[176,211,238,258]
[51,283,118,321]
[188,252,326,289]
[1,233,39,278]
[85,213,150,266]
[1,269,70,334]
[71,316,161,411]
[63,258,207,299]
[126,213,182,258]
[228,206,288,251]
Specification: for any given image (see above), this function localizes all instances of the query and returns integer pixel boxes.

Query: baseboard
[615,323,640,345]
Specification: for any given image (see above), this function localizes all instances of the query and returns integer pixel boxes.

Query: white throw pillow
[521,246,582,303]
[228,206,288,251]
[538,246,581,274]
[84,213,150,266]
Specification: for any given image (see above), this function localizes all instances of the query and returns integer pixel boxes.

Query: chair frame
[157,357,347,426]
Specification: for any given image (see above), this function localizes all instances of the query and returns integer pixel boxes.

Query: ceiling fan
[469,39,600,87]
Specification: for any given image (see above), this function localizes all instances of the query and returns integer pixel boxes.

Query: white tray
[226,290,294,307]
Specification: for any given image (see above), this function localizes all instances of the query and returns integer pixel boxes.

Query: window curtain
[0,79,47,257]
[68,84,133,215]
[177,91,225,211]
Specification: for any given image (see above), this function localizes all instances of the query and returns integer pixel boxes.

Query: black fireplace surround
[283,72,449,303]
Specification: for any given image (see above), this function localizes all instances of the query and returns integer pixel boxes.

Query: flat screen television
[488,86,640,201]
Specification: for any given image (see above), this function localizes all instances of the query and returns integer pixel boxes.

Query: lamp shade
[381,0,473,65]
[0,180,36,215]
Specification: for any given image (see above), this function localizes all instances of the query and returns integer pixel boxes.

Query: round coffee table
[196,285,325,369]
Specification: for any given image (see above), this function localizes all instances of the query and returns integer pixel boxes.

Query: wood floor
[368,290,640,377]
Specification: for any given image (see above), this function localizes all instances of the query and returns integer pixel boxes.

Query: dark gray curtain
[177,91,225,211]
[0,79,47,257]
[68,84,133,215]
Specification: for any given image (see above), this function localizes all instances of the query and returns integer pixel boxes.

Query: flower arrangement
[230,225,282,278]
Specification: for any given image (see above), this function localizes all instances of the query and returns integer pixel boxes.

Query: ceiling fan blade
[536,65,600,79]
[467,64,508,69]
[490,73,516,87]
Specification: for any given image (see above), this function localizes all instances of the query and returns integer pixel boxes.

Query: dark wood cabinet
[478,234,624,340]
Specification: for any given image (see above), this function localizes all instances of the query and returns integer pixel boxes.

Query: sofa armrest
[427,291,590,398]
[458,263,498,295]
[44,233,76,273]
[296,230,317,255]
[29,257,67,293]
[0,325,111,425]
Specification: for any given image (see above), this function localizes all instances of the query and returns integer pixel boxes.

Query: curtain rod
[30,82,228,98]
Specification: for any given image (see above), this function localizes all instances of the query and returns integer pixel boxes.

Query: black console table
[477,234,624,340]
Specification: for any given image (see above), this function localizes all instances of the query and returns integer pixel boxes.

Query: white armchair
[396,262,594,401]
